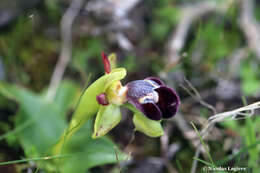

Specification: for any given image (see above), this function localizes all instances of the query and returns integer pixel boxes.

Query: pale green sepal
[92,104,121,139]
[104,68,126,90]
[133,113,164,137]
[108,53,117,69]
[53,68,126,155]
[71,67,126,128]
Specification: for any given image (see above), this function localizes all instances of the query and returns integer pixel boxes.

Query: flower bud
[96,93,109,105]
[101,52,111,74]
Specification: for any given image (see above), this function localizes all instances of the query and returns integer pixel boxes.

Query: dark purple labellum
[126,77,180,120]
[145,77,165,86]
[96,93,109,105]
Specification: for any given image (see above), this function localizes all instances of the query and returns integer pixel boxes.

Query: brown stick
[46,0,86,101]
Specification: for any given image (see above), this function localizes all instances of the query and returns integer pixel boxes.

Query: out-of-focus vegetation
[0,0,260,172]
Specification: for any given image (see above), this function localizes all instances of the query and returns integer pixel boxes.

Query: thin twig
[201,101,260,139]
[46,0,86,101]
[160,123,179,173]
[180,77,217,115]
[228,47,248,78]
[178,78,217,173]
[190,149,200,173]
[124,130,136,153]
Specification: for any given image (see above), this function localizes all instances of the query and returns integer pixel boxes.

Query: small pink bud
[96,93,109,105]
[101,52,111,74]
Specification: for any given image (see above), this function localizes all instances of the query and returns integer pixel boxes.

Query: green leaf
[93,104,121,138]
[154,6,179,24]
[71,38,105,78]
[0,82,67,156]
[0,81,129,171]
[133,113,164,137]
[61,121,128,173]
[150,22,170,42]
[53,68,126,154]
[55,80,81,115]
[245,118,258,167]
[240,61,260,96]
[242,79,260,96]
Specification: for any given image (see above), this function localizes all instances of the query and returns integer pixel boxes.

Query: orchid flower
[53,52,180,155]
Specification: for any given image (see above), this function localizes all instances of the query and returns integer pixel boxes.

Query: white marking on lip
[144,79,160,89]
[138,91,159,104]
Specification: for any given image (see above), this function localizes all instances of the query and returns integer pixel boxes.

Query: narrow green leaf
[217,138,260,166]
[193,157,215,167]
[245,118,258,166]
[92,104,121,138]
[242,97,258,167]
[190,122,214,166]
[0,154,71,166]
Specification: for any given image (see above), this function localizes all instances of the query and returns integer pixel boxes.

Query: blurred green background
[0,0,260,172]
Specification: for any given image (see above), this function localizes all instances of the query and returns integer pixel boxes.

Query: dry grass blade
[182,78,260,173]
[201,101,260,139]
[190,101,260,173]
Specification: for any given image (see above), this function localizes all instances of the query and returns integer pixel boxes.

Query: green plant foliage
[199,21,240,67]
[62,121,127,173]
[150,21,172,42]
[0,82,66,156]
[150,2,179,42]
[240,60,260,96]
[221,118,260,170]
[55,80,81,116]
[0,16,60,90]
[45,0,61,21]
[254,7,260,21]
[1,0,260,171]
[120,54,138,73]
[245,117,258,168]
[154,6,179,24]
[0,121,18,147]
[71,38,105,80]
[0,80,128,171]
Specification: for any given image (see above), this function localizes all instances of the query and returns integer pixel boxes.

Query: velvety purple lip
[126,77,180,120]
